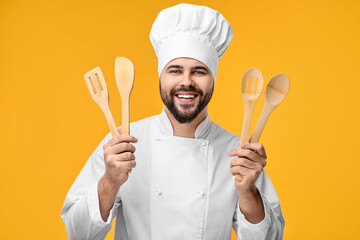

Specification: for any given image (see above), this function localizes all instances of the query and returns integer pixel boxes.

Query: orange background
[1,0,359,239]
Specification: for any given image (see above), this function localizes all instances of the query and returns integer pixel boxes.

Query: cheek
[159,76,167,89]
[200,79,214,93]
[160,76,178,92]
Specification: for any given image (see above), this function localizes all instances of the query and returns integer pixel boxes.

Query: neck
[164,107,208,138]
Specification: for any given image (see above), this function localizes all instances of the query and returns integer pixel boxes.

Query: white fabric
[61,109,285,240]
[150,3,233,79]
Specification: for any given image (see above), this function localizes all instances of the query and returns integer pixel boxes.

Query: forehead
[164,57,209,69]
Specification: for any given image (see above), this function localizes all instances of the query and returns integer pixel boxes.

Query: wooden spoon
[115,57,135,136]
[84,66,119,137]
[236,68,264,182]
[249,74,290,143]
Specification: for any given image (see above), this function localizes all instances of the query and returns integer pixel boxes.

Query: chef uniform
[61,3,285,240]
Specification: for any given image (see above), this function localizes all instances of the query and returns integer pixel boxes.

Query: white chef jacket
[61,108,285,240]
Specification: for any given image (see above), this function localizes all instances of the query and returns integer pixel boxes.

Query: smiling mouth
[175,92,199,103]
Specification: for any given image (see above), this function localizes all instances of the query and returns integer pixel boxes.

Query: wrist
[99,174,121,193]
[98,175,120,222]
[237,185,258,197]
[237,187,265,224]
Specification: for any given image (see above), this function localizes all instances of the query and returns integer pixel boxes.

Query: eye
[194,71,205,75]
[170,70,181,74]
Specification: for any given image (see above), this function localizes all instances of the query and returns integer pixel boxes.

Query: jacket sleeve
[61,132,121,240]
[232,170,285,240]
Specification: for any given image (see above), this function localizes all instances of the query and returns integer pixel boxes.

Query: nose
[180,71,195,87]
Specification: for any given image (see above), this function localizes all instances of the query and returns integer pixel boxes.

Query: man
[61,3,285,240]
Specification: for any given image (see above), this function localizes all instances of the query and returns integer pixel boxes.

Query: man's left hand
[228,143,267,193]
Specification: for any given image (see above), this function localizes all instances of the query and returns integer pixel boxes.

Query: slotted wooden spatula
[84,66,119,137]
[236,68,264,182]
[115,57,135,136]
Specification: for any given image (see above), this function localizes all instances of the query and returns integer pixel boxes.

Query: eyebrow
[192,66,208,71]
[166,65,183,69]
[166,65,209,72]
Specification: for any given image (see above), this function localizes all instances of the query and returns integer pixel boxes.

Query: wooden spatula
[114,57,135,136]
[236,68,264,182]
[84,66,119,137]
[250,73,290,143]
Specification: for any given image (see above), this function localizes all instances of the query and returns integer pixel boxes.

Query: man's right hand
[98,128,137,222]
[102,128,138,188]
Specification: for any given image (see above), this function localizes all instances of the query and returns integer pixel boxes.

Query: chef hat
[150,3,233,80]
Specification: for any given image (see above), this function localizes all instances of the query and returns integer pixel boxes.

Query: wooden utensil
[84,66,119,137]
[250,74,290,143]
[236,68,264,182]
[115,57,135,136]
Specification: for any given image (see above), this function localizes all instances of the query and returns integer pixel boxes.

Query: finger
[230,165,251,176]
[110,142,136,154]
[107,134,138,147]
[228,148,260,162]
[113,160,136,173]
[230,157,257,169]
[112,151,135,162]
[240,143,267,158]
[121,160,136,174]
[122,160,136,171]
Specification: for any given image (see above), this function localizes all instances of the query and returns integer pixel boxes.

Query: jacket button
[156,190,163,196]
[200,141,206,146]
[199,191,205,197]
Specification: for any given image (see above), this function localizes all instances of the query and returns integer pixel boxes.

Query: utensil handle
[102,104,119,137]
[120,97,132,175]
[235,107,253,182]
[240,107,252,144]
[102,103,131,174]
[121,96,130,135]
[250,105,273,143]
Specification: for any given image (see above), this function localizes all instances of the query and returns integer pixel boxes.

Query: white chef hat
[150,3,233,80]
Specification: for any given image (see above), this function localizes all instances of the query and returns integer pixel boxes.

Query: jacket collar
[157,107,211,139]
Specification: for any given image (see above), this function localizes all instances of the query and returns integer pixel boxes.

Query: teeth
[178,94,195,99]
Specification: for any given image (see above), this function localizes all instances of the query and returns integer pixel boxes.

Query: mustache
[170,86,203,97]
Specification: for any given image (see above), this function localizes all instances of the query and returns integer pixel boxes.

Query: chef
[61,3,285,240]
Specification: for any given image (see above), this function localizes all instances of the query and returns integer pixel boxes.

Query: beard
[160,82,214,123]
